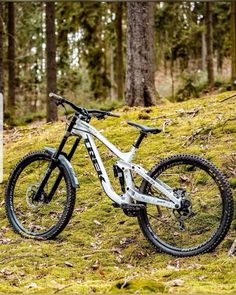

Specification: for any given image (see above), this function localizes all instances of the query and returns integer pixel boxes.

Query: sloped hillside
[0,92,235,294]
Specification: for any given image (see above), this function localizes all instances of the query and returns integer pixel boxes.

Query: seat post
[133,132,147,148]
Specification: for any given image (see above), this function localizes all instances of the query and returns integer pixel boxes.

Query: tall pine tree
[125,2,158,106]
[7,3,15,111]
[231,2,236,90]
[205,2,214,88]
[115,3,123,100]
[0,2,3,95]
[46,2,57,122]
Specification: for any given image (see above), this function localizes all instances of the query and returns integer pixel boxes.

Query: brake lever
[51,98,61,106]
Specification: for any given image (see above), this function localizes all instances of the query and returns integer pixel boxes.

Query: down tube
[84,134,124,205]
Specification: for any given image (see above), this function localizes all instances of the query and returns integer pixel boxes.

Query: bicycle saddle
[127,121,161,134]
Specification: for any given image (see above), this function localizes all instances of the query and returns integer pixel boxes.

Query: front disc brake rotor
[26,184,44,210]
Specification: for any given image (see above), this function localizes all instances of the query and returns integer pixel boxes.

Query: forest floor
[1,91,236,294]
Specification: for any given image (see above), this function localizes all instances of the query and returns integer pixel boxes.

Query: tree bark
[116,2,123,101]
[201,31,206,71]
[125,2,158,107]
[0,2,3,95]
[231,2,236,90]
[57,3,69,86]
[46,2,57,122]
[205,2,214,88]
[110,46,115,100]
[7,3,15,111]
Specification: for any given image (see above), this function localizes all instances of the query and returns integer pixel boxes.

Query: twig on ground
[183,127,205,147]
[219,93,236,103]
[53,284,72,294]
[176,107,201,118]
[151,115,167,120]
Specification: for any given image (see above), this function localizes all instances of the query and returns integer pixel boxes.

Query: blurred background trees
[0,2,235,124]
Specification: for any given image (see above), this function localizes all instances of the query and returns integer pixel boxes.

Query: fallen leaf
[126,264,133,269]
[93,219,102,226]
[25,282,38,288]
[90,242,98,249]
[0,238,12,245]
[120,237,135,246]
[111,247,122,254]
[186,263,202,270]
[197,275,207,281]
[91,260,100,270]
[168,279,184,286]
[0,268,13,276]
[167,260,180,271]
[64,261,73,267]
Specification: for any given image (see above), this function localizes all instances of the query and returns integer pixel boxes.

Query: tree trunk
[231,2,236,90]
[57,3,69,94]
[46,2,57,122]
[116,2,123,101]
[110,47,115,100]
[217,49,223,75]
[125,2,158,107]
[58,29,69,72]
[170,54,174,98]
[7,3,15,111]
[0,2,3,95]
[205,2,214,88]
[201,31,206,71]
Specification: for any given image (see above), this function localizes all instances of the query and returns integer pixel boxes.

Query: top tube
[72,117,137,163]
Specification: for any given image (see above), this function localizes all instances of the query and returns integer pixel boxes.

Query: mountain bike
[5,93,234,257]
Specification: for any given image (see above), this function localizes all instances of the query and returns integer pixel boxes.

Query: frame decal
[85,136,105,183]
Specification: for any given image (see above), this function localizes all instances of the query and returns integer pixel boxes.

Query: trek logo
[85,137,105,183]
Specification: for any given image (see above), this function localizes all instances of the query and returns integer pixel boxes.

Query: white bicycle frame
[71,116,181,209]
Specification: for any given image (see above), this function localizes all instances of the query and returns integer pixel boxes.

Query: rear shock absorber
[113,165,125,193]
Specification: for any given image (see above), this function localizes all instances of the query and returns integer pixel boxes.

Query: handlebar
[49,92,120,119]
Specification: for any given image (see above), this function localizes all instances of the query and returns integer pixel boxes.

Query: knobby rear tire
[138,154,234,257]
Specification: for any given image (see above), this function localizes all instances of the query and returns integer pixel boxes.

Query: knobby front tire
[5,151,76,239]
[138,154,234,257]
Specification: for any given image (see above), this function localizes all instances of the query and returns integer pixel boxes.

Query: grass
[1,91,236,294]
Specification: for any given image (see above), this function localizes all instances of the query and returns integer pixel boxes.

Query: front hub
[26,184,47,210]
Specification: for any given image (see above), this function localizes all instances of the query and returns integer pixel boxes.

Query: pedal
[120,203,145,217]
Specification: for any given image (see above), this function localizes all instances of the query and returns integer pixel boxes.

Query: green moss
[1,91,236,294]
[110,278,166,293]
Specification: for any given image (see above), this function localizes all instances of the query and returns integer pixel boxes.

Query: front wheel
[5,151,76,239]
[138,154,234,257]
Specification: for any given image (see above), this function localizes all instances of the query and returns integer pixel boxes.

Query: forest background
[0,1,236,124]
[0,1,235,293]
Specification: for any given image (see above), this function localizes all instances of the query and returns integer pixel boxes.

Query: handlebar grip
[49,92,63,100]
[108,112,120,118]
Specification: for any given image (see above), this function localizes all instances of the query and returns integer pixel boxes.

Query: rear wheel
[138,154,234,256]
[5,151,76,239]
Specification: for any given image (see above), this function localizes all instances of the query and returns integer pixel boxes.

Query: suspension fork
[33,114,78,202]
[46,136,81,202]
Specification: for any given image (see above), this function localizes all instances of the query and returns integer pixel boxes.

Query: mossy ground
[1,92,236,294]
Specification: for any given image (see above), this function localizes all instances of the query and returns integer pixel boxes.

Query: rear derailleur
[173,188,194,231]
